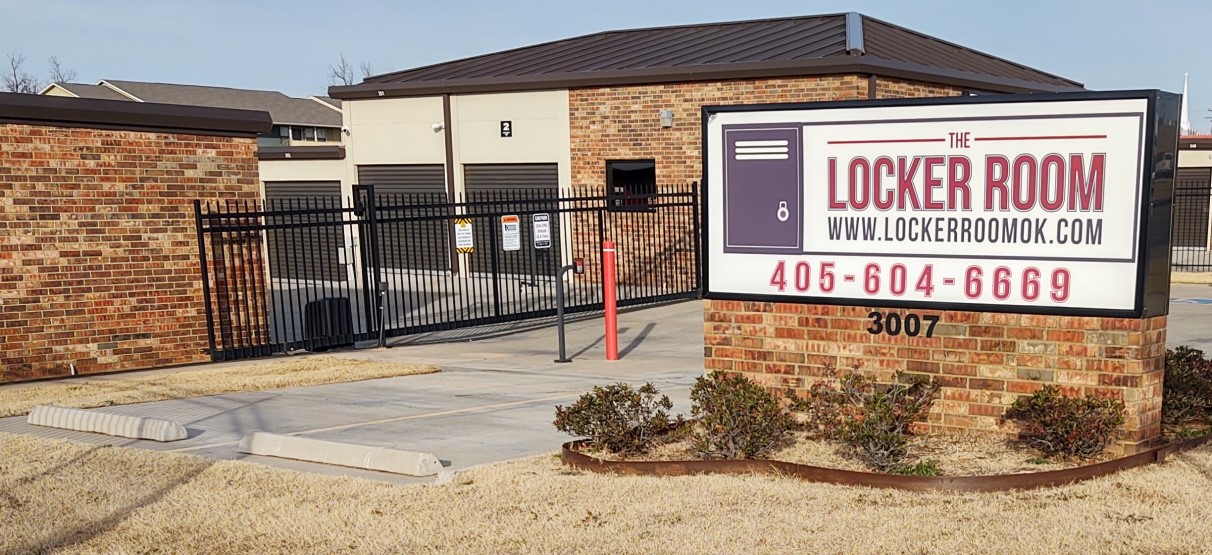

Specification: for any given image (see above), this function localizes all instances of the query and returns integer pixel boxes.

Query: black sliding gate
[193,185,700,361]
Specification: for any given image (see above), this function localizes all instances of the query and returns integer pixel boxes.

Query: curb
[560,433,1212,492]
[237,432,442,476]
[27,405,188,442]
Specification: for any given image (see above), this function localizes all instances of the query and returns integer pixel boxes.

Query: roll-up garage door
[264,181,344,282]
[463,164,558,196]
[463,164,560,276]
[357,164,450,271]
[1175,168,1211,248]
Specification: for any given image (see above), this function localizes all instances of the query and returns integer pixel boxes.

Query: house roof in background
[333,12,1082,99]
[42,80,341,128]
[43,82,132,101]
[96,80,341,127]
[310,96,342,110]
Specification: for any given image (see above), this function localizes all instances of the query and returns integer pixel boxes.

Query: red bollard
[602,240,618,361]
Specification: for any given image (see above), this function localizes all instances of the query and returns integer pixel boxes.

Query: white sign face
[454,218,474,253]
[532,213,552,249]
[501,214,521,251]
[705,97,1152,313]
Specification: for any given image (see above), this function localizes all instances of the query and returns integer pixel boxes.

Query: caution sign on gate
[455,218,474,253]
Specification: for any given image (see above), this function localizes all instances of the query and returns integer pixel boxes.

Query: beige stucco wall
[340,90,572,197]
[450,90,572,192]
[344,96,447,167]
[1179,149,1212,168]
[259,158,347,184]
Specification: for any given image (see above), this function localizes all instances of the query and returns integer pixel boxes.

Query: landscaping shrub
[895,459,942,477]
[1163,346,1212,426]
[690,373,793,459]
[553,382,681,455]
[1006,385,1125,459]
[790,370,941,473]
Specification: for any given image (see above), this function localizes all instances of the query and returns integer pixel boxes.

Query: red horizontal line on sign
[827,138,945,145]
[974,135,1108,141]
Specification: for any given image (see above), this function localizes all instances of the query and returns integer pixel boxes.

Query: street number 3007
[866,311,939,337]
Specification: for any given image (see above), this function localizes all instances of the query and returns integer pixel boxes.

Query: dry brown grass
[2,431,1211,554]
[0,357,438,418]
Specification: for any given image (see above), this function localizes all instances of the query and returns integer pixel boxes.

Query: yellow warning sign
[455,218,474,253]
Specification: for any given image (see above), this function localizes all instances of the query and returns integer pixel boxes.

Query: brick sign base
[703,300,1165,454]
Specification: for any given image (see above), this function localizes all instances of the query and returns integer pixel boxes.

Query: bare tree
[47,55,76,83]
[328,53,356,86]
[3,53,42,93]
[328,53,374,86]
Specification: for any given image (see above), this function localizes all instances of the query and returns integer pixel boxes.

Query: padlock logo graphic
[721,125,802,253]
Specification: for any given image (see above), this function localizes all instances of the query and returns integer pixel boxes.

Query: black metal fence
[193,184,700,361]
[1173,181,1212,271]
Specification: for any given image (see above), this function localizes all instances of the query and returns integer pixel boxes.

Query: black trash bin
[302,297,354,351]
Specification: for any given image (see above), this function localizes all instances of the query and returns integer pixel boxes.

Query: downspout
[443,93,459,275]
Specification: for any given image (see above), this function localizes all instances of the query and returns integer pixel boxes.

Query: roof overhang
[0,92,272,137]
[1180,136,1212,150]
[329,56,1084,100]
[257,145,346,161]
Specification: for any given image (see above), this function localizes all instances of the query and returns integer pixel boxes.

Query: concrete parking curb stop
[27,405,188,442]
[237,432,443,477]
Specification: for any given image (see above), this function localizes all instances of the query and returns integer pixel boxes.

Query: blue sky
[4,0,1208,131]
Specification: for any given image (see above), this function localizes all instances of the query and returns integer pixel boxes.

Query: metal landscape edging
[561,433,1212,493]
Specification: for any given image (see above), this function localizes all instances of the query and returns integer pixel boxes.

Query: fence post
[691,181,703,293]
[354,185,383,337]
[489,205,503,318]
[603,240,618,361]
[193,200,220,361]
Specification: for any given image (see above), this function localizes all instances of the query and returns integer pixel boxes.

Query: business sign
[501,214,521,251]
[704,92,1177,317]
[454,218,474,253]
[532,213,552,249]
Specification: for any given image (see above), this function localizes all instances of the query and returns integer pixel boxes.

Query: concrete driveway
[0,301,705,484]
[5,287,1212,484]
[1167,283,1212,351]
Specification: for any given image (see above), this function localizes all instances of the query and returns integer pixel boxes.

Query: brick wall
[703,300,1166,454]
[570,75,867,188]
[0,124,260,382]
[565,74,963,291]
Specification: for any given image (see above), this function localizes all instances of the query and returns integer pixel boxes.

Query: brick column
[703,300,1166,454]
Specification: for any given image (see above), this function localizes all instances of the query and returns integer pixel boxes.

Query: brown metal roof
[1180,135,1212,150]
[332,13,1082,99]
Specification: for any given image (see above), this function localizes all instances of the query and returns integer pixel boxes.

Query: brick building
[323,14,1179,452]
[326,11,1082,286]
[0,93,270,382]
[329,13,1080,197]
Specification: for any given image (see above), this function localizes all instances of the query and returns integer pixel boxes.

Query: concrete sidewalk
[0,301,705,484]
